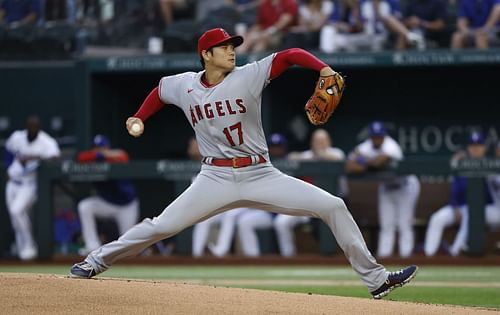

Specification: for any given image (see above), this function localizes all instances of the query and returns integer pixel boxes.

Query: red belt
[202,155,266,168]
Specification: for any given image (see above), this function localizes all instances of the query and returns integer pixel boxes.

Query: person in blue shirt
[76,135,139,256]
[320,0,426,52]
[402,0,448,48]
[451,0,500,48]
[0,0,41,27]
[424,131,492,256]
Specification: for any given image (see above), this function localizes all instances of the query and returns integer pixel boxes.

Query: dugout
[1,49,500,258]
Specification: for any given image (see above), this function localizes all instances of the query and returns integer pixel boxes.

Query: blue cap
[369,121,386,137]
[268,133,287,146]
[93,134,110,147]
[468,131,485,145]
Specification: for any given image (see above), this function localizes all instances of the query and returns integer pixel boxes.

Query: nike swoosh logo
[188,89,194,93]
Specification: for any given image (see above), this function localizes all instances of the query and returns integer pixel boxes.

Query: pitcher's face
[209,44,236,71]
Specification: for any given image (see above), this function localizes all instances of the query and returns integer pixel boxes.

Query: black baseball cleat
[69,261,97,279]
[371,265,418,299]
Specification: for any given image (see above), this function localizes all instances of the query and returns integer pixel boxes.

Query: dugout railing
[22,157,499,259]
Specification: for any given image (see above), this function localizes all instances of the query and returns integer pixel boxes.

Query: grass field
[1,265,499,309]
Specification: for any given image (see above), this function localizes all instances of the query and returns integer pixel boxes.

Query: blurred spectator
[159,0,195,26]
[451,0,500,49]
[320,0,364,52]
[282,0,334,49]
[371,0,427,49]
[44,0,70,22]
[76,134,139,256]
[0,0,42,27]
[288,128,345,161]
[402,0,448,49]
[424,131,499,256]
[320,0,425,52]
[4,115,61,260]
[237,0,299,53]
[275,128,345,257]
[195,0,227,23]
[346,121,420,258]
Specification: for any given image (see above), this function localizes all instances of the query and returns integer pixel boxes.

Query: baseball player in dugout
[4,115,60,260]
[424,131,500,257]
[76,135,139,256]
[345,121,421,258]
[70,27,417,299]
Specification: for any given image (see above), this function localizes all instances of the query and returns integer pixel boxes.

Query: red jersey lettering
[215,101,225,117]
[204,103,214,119]
[236,99,246,113]
[190,106,198,126]
[194,105,204,121]
[225,100,236,115]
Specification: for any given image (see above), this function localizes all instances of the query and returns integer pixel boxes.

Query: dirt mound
[0,273,495,314]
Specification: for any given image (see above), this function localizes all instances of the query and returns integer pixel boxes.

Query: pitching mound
[0,273,495,314]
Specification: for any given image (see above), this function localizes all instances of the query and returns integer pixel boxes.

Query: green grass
[1,265,499,308]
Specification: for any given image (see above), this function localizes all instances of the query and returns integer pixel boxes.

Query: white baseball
[131,123,141,134]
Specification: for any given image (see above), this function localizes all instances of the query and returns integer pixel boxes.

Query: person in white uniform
[487,142,500,252]
[346,121,420,258]
[424,132,499,256]
[276,128,346,257]
[192,206,249,257]
[4,115,60,260]
[70,27,417,299]
[486,142,500,231]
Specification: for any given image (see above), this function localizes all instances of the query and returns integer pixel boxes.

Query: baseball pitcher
[70,27,417,299]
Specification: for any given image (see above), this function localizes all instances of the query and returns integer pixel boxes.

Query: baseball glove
[305,72,345,125]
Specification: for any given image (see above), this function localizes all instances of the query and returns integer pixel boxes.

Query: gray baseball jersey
[85,54,388,292]
[159,55,274,158]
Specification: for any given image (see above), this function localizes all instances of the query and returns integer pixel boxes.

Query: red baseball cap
[197,28,243,56]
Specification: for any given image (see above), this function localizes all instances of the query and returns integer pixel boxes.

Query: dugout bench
[8,157,499,259]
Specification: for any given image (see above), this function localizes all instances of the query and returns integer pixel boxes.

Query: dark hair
[199,47,214,68]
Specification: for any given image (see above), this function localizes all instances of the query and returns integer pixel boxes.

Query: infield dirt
[0,273,497,314]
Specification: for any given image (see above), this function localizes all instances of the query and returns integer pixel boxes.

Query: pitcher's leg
[241,170,387,291]
[86,171,238,271]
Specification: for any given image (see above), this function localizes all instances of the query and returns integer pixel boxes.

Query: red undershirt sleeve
[133,86,165,122]
[269,48,328,80]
